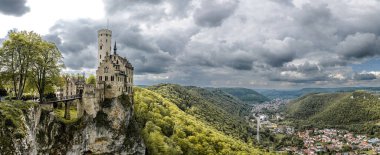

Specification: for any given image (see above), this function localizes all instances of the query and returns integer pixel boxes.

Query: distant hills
[285,91,380,136]
[257,87,380,99]
[210,87,270,104]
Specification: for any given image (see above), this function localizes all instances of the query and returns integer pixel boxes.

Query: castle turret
[98,29,112,66]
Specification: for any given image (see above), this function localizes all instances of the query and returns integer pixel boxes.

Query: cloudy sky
[1,0,380,89]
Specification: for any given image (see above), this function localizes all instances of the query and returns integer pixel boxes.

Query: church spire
[114,41,117,55]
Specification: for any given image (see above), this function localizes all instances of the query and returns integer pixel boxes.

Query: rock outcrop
[0,96,145,155]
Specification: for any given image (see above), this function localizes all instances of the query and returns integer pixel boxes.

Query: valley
[250,89,380,154]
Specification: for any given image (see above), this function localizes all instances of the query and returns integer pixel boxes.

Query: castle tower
[97,29,112,66]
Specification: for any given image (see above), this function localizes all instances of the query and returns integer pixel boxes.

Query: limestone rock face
[2,97,145,155]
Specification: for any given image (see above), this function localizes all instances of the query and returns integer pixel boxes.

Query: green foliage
[134,87,271,155]
[0,30,64,100]
[0,88,7,97]
[216,88,270,104]
[86,74,96,85]
[0,100,36,153]
[53,106,79,124]
[147,84,253,140]
[286,91,380,135]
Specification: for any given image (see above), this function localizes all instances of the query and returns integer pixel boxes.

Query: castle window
[101,34,102,36]
[100,55,102,59]
[111,76,114,81]
[105,76,108,81]
[99,76,102,81]
[116,60,118,64]
[106,39,107,42]
[104,67,108,73]
[100,45,102,50]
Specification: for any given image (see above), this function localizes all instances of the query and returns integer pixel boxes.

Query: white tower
[254,114,260,143]
[97,29,112,66]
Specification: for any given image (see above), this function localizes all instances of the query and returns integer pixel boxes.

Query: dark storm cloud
[46,0,380,87]
[263,52,295,67]
[104,0,191,18]
[0,0,30,16]
[117,26,159,54]
[45,20,100,69]
[269,0,293,7]
[193,0,238,27]
[283,63,320,73]
[295,4,332,27]
[227,57,253,70]
[353,73,376,81]
[336,33,380,59]
[133,52,174,74]
[46,19,177,74]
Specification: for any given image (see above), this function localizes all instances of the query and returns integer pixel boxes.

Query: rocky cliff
[0,95,145,154]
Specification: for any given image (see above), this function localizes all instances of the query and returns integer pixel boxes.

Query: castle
[57,28,134,101]
[95,28,134,99]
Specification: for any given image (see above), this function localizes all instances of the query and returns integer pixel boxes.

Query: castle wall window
[99,76,102,81]
[111,76,114,81]
[106,39,108,42]
[105,76,108,81]
[100,45,102,50]
[100,55,102,59]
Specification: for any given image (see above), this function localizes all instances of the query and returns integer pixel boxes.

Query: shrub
[0,88,7,97]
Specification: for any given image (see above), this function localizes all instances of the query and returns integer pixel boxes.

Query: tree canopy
[0,30,64,101]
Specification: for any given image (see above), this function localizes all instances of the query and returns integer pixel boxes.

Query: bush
[0,88,7,97]
[21,95,35,101]
[45,92,57,100]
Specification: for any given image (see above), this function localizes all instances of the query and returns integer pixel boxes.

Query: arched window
[100,45,102,50]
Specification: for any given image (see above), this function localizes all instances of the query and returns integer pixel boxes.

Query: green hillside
[286,91,380,135]
[147,84,253,140]
[213,88,270,104]
[133,87,271,154]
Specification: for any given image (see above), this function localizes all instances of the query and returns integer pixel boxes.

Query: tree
[86,74,96,85]
[29,41,63,103]
[0,31,40,99]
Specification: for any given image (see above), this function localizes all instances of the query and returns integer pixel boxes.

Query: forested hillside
[147,84,253,140]
[213,88,270,104]
[133,87,270,154]
[286,91,380,135]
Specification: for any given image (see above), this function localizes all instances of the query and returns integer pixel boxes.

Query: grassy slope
[217,88,270,104]
[287,91,380,126]
[134,87,271,154]
[147,84,253,140]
